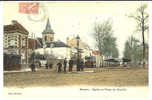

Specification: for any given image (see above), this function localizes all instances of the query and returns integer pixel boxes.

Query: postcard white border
[0,1,152,100]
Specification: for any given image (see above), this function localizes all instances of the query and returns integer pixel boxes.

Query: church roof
[36,38,70,48]
[42,18,55,34]
[45,40,70,48]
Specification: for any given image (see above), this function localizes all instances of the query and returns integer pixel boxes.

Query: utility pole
[32,33,35,63]
[76,35,80,71]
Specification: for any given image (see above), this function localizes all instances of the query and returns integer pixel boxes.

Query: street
[4,66,148,88]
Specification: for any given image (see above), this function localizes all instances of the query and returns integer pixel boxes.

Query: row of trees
[92,4,148,67]
[123,36,148,65]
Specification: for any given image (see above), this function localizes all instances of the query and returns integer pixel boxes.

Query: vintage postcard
[1,1,151,99]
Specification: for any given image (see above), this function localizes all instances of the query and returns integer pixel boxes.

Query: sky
[3,1,149,58]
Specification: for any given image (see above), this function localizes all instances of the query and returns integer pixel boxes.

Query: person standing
[49,63,53,69]
[63,58,67,72]
[80,59,84,71]
[45,63,48,69]
[57,62,62,72]
[38,61,41,68]
[30,63,36,72]
[69,58,73,72]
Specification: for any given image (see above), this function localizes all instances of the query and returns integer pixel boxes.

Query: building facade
[66,36,91,60]
[4,20,29,64]
[28,38,42,61]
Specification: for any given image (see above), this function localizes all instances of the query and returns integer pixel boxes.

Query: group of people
[57,58,73,72]
[30,58,84,73]
[30,61,41,72]
[30,62,53,72]
[57,58,84,73]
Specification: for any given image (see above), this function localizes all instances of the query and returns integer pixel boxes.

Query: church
[35,18,71,59]
[34,18,91,61]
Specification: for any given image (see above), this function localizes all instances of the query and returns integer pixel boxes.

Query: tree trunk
[142,18,146,68]
[142,31,146,68]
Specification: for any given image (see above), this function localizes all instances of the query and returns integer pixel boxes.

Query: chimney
[12,20,18,24]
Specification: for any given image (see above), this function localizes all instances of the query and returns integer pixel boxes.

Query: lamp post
[43,44,46,60]
[76,35,80,71]
[50,42,54,58]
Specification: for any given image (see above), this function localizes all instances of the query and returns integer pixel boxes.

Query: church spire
[46,18,51,31]
[42,18,55,34]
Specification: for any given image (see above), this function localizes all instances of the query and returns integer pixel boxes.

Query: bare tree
[93,20,112,55]
[129,4,149,68]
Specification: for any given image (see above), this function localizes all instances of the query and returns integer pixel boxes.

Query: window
[7,35,18,47]
[45,36,47,41]
[22,37,26,47]
[50,37,53,41]
[10,40,16,46]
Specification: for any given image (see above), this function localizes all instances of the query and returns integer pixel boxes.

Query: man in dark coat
[30,63,36,72]
[69,58,73,72]
[45,63,48,69]
[57,62,62,72]
[80,59,84,71]
[49,63,53,69]
[63,58,67,72]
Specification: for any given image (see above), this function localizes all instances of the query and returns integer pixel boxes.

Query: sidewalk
[4,64,43,73]
[3,68,45,73]
[4,68,31,73]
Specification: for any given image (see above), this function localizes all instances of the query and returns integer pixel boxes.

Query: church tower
[42,18,55,45]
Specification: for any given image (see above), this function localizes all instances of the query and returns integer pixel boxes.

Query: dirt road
[4,67,148,88]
